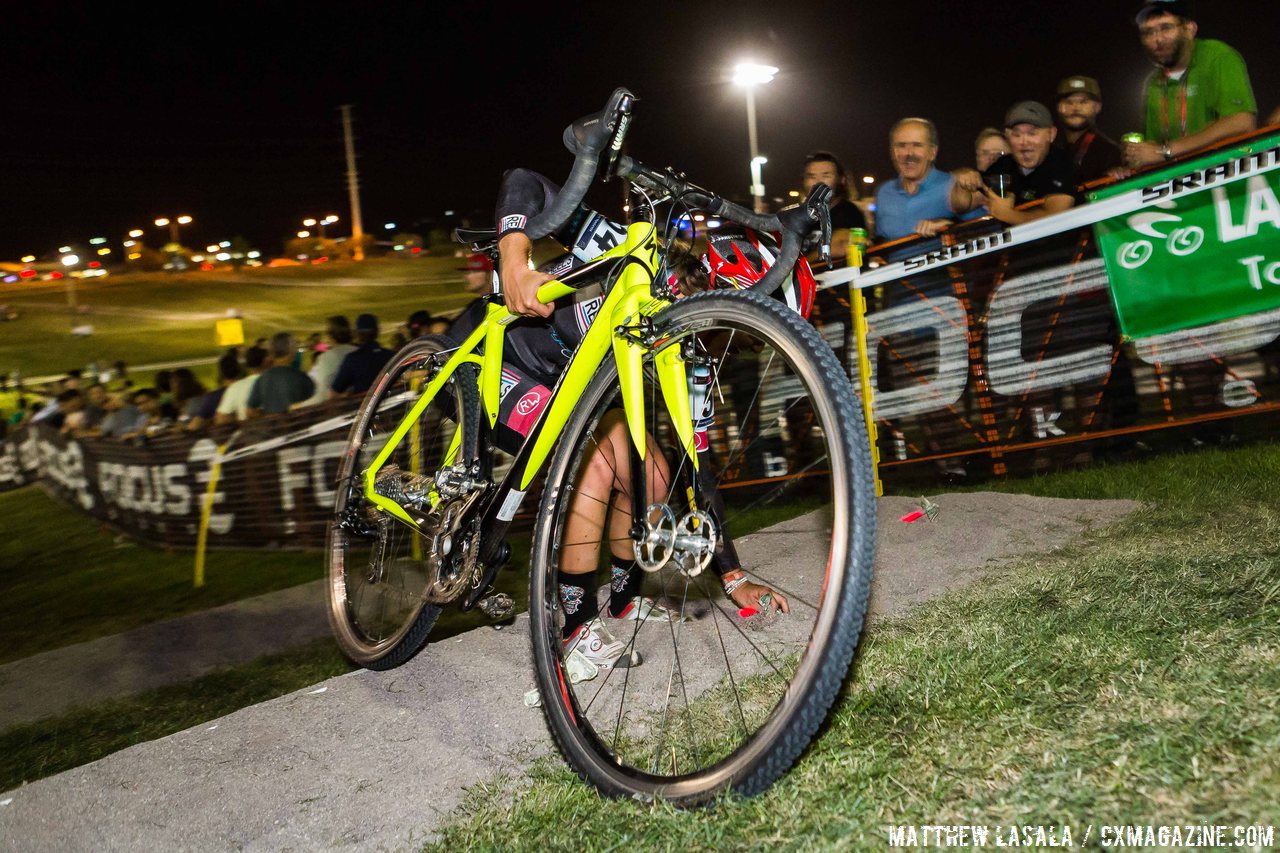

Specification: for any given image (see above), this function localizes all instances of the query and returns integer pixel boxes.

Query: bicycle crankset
[634,503,718,577]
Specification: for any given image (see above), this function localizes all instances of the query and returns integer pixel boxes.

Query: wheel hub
[634,503,717,577]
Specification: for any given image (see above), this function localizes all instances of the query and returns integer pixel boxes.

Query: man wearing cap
[951,101,1080,225]
[458,252,496,297]
[1124,0,1256,169]
[1056,76,1123,183]
[330,313,393,397]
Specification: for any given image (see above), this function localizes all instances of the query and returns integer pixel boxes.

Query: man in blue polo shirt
[874,118,972,262]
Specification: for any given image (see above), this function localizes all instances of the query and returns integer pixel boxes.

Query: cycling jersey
[448,168,627,451]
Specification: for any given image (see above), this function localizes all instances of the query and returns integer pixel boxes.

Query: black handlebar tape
[524,88,633,241]
[707,197,782,234]
[750,229,802,297]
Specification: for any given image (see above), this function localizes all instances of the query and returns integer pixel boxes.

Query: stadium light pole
[154,215,193,246]
[732,61,778,213]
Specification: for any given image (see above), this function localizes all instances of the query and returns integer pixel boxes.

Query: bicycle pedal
[478,593,515,621]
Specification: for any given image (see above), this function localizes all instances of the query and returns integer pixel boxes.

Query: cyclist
[448,167,790,672]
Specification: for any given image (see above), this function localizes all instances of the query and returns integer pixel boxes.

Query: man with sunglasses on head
[1123,0,1256,170]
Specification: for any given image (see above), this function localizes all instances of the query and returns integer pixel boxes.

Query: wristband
[722,569,748,597]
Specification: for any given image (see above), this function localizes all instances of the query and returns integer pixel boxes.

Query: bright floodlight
[298,230,311,238]
[128,229,144,238]
[752,156,769,166]
[733,62,778,87]
[324,215,339,224]
[155,218,169,227]
[177,215,192,225]
[303,218,317,227]
[62,254,79,266]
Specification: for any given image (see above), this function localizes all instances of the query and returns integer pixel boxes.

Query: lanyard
[1073,131,1096,166]
[1159,69,1189,143]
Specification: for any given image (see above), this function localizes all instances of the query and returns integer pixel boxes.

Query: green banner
[1092,132,1280,339]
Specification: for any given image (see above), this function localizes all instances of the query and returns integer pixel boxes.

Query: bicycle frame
[359,218,700,558]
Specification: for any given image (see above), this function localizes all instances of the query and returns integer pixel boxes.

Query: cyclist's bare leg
[561,410,789,616]
[561,410,670,575]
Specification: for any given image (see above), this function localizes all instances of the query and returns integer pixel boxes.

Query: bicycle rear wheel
[326,335,479,670]
[529,289,876,804]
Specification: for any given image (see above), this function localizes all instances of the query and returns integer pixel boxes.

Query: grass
[0,638,354,792]
[0,256,475,382]
[0,485,325,665]
[425,442,1280,850]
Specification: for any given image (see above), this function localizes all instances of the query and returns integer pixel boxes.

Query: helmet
[701,229,816,319]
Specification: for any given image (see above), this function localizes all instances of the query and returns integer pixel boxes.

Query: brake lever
[804,184,834,265]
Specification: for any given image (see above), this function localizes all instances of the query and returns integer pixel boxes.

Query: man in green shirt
[1123,0,1256,169]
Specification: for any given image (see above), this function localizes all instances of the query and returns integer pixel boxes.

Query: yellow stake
[849,287,883,496]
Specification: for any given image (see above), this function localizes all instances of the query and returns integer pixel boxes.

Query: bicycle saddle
[454,226,497,244]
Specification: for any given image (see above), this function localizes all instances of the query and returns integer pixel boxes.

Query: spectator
[458,253,495,299]
[801,150,868,268]
[186,355,243,431]
[215,345,268,425]
[121,388,170,441]
[152,369,180,420]
[247,333,315,416]
[331,314,392,397]
[407,309,449,339]
[49,389,84,432]
[1055,76,1123,182]
[952,101,1079,225]
[97,390,148,440]
[874,118,965,250]
[28,390,62,425]
[305,332,327,368]
[303,315,356,405]
[1123,0,1257,169]
[69,383,110,435]
[974,128,1009,172]
[171,368,208,423]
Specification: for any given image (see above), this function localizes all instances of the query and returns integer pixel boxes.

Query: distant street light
[154,215,193,245]
[732,61,778,213]
[303,214,339,240]
[750,156,769,206]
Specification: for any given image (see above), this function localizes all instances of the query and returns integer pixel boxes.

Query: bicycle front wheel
[529,288,876,804]
[326,334,479,670]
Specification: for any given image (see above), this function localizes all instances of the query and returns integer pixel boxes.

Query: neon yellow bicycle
[326,88,876,804]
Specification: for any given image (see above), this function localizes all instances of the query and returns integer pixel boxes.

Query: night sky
[5,1,1278,261]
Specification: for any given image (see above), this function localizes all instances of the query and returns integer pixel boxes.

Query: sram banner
[1094,132,1280,338]
[818,129,1280,479]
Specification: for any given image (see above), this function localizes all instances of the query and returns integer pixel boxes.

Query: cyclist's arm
[497,232,553,318]
[494,168,568,318]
